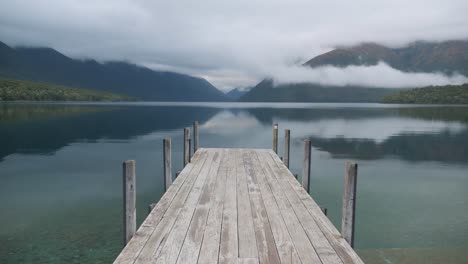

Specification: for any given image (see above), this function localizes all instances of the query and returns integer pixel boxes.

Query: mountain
[239,79,397,102]
[304,40,468,76]
[0,41,227,101]
[241,40,468,102]
[225,87,249,100]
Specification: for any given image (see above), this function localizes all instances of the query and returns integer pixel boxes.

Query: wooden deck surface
[114,148,364,264]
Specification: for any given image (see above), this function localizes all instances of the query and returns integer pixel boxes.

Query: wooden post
[272,123,278,154]
[189,138,192,161]
[193,121,199,154]
[184,128,190,166]
[283,129,290,168]
[123,160,136,245]
[163,138,172,191]
[302,139,311,193]
[342,161,358,248]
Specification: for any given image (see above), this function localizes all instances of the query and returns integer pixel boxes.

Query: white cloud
[0,0,467,90]
[271,62,468,88]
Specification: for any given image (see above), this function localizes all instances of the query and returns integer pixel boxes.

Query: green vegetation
[382,84,468,104]
[0,78,134,101]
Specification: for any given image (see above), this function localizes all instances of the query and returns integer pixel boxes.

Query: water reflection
[1,104,468,165]
[1,103,467,263]
[0,104,219,160]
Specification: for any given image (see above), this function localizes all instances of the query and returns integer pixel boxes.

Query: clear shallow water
[0,102,467,263]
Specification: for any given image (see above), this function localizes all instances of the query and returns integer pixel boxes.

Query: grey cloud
[1,0,467,91]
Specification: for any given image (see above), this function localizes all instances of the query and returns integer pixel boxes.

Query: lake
[0,102,467,264]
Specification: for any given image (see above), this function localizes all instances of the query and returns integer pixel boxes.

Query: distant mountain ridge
[0,41,227,101]
[304,40,468,76]
[225,87,249,100]
[241,40,468,102]
[239,79,398,102]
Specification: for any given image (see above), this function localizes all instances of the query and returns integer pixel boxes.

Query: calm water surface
[0,102,467,263]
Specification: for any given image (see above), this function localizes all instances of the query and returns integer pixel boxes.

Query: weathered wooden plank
[219,150,239,262]
[176,150,226,264]
[255,152,323,264]
[152,150,222,264]
[198,150,231,264]
[247,150,302,264]
[238,258,260,264]
[242,150,281,264]
[220,258,260,264]
[123,160,136,245]
[260,151,343,264]
[342,161,358,248]
[114,150,207,264]
[236,149,259,259]
[133,150,215,264]
[267,150,364,264]
[164,138,172,191]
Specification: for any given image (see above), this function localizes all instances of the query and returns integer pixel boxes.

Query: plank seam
[253,150,307,264]
[132,150,213,263]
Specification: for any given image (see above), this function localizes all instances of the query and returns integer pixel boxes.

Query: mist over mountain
[304,40,468,76]
[0,41,227,101]
[241,40,468,102]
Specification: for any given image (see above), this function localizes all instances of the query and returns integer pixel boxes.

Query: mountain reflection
[0,104,218,160]
[1,103,467,164]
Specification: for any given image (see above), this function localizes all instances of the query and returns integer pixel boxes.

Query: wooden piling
[302,139,311,193]
[283,129,290,168]
[193,121,199,154]
[163,138,172,191]
[342,161,358,248]
[184,128,190,166]
[123,160,136,245]
[272,123,278,153]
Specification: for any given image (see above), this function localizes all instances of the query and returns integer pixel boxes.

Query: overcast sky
[1,0,468,91]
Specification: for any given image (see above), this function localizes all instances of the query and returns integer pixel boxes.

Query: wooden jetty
[115,124,363,264]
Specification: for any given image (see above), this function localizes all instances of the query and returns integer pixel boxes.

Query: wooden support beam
[342,161,358,248]
[283,129,290,168]
[122,160,136,245]
[272,123,278,154]
[193,121,199,154]
[184,128,190,166]
[302,139,311,193]
[163,138,172,191]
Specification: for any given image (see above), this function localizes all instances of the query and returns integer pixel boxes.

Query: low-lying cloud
[271,62,468,88]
